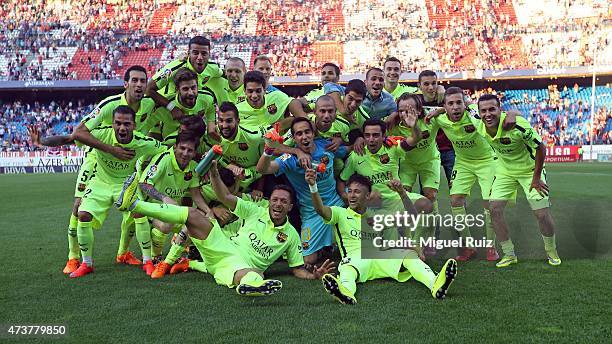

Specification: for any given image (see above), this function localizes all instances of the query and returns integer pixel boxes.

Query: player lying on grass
[307,172,458,305]
[476,94,562,267]
[114,160,334,296]
[69,105,165,278]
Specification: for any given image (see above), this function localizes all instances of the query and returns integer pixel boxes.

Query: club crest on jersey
[421,130,430,139]
[380,153,390,164]
[162,69,172,79]
[90,107,101,118]
[277,232,288,243]
[237,96,246,103]
[464,125,476,133]
[184,172,193,181]
[279,153,291,161]
[78,183,86,192]
[320,155,330,165]
[302,241,309,249]
[238,143,249,151]
[500,137,512,145]
[267,104,278,114]
[200,76,210,85]
[147,165,158,178]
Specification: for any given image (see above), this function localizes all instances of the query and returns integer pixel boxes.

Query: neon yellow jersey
[82,93,158,134]
[324,206,364,258]
[221,80,245,104]
[88,127,164,184]
[152,89,216,140]
[138,147,199,202]
[477,113,543,175]
[153,58,227,103]
[340,142,406,200]
[386,83,418,100]
[431,105,494,162]
[231,197,304,271]
[389,118,440,164]
[236,90,292,131]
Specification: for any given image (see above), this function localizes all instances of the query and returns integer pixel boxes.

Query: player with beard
[147,36,227,117]
[149,68,216,142]
[257,115,349,265]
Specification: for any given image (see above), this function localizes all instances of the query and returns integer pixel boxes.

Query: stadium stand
[1,0,609,79]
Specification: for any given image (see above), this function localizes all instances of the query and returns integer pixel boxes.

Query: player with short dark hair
[383,57,418,99]
[362,68,397,120]
[308,172,457,304]
[69,106,165,278]
[476,94,561,267]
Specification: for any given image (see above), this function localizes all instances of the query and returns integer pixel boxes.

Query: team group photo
[1,0,610,342]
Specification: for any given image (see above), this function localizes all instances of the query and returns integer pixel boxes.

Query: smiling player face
[366,70,385,98]
[188,43,210,73]
[314,98,336,132]
[347,181,370,212]
[384,61,401,85]
[217,110,238,139]
[177,79,198,108]
[253,60,272,85]
[174,141,197,170]
[113,112,135,144]
[268,189,293,224]
[321,65,339,85]
[224,59,245,90]
[444,93,466,122]
[245,81,265,108]
[292,121,315,153]
[363,124,384,154]
[478,99,502,129]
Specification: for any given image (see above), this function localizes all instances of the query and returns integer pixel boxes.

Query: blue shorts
[300,211,333,256]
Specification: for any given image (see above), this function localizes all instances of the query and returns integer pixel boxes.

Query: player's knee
[72,198,82,215]
[415,198,433,214]
[77,211,93,222]
[533,208,549,222]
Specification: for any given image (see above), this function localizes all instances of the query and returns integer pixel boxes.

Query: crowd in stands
[0,0,609,80]
[1,84,610,152]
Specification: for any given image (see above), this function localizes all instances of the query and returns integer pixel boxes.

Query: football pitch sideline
[0,163,610,343]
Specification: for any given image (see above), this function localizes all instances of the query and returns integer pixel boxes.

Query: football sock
[428,199,439,238]
[67,214,80,260]
[239,271,264,285]
[117,213,135,256]
[164,242,185,265]
[151,228,168,257]
[188,260,207,273]
[542,234,558,256]
[500,239,515,257]
[338,264,358,295]
[134,216,152,263]
[402,250,436,290]
[77,220,94,266]
[451,206,472,239]
[484,208,496,243]
[132,201,189,225]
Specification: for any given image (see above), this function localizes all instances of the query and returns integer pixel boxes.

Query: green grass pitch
[1,163,610,343]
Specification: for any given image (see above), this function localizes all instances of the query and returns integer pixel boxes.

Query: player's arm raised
[210,160,239,211]
[29,125,74,147]
[388,179,418,216]
[306,168,332,222]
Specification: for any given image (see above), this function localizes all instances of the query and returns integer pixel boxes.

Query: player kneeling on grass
[308,172,457,305]
[476,94,561,267]
[114,160,334,296]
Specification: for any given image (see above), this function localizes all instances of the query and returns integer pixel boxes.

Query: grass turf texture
[1,162,610,343]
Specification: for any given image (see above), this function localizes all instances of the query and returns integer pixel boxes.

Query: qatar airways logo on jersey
[249,232,273,259]
[350,229,378,240]
[101,157,130,170]
[369,171,391,185]
[164,187,187,200]
[453,139,476,148]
